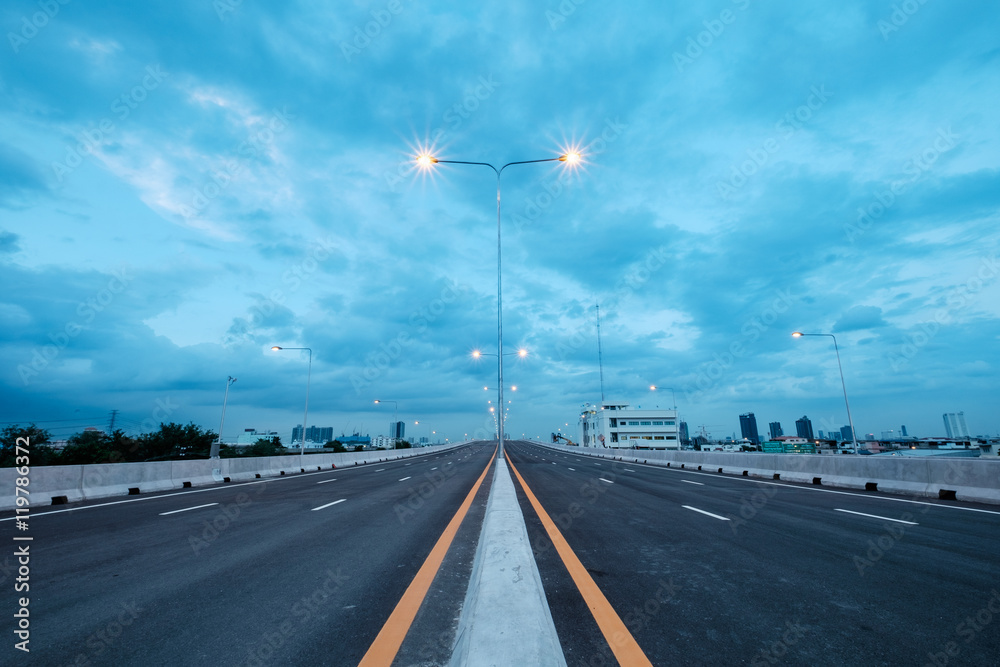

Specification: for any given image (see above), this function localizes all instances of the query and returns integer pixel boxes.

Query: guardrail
[529,441,1000,505]
[0,441,471,510]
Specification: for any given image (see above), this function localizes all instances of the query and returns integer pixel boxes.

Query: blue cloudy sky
[2,1,998,444]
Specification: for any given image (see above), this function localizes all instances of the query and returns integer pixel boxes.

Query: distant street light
[473,348,528,359]
[648,385,677,410]
[271,345,312,457]
[792,332,859,455]
[211,376,237,459]
[374,399,398,449]
[418,151,582,453]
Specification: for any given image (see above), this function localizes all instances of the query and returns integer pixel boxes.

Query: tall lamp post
[648,384,677,410]
[211,375,237,459]
[374,399,398,449]
[792,332,859,455]
[271,345,312,457]
[417,151,581,457]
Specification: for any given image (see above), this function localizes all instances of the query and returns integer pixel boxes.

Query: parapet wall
[530,442,1000,505]
[0,442,469,510]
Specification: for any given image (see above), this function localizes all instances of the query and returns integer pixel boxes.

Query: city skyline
[2,2,999,444]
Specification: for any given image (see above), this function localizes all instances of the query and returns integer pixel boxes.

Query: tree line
[0,423,379,467]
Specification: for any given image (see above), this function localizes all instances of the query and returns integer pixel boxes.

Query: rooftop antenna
[596,304,605,402]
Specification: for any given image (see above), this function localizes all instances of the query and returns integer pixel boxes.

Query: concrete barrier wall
[0,441,471,510]
[529,441,1000,505]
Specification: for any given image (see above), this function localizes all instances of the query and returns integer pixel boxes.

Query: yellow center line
[507,455,653,667]
[358,446,497,667]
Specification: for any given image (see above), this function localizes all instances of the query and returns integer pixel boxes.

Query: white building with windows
[578,401,680,450]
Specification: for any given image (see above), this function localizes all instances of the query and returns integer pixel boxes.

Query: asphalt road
[1,443,496,666]
[504,441,1000,666]
[5,440,998,666]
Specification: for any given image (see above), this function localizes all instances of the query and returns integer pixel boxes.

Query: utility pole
[108,409,118,435]
[596,304,605,402]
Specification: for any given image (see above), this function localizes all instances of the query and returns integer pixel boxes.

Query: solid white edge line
[682,505,731,521]
[311,499,347,511]
[834,508,919,525]
[0,443,480,522]
[158,503,218,516]
[525,445,1000,517]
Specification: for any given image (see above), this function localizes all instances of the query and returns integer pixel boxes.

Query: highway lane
[505,441,1000,666]
[1,443,495,666]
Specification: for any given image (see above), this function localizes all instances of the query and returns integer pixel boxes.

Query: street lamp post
[648,384,677,410]
[792,332,859,455]
[374,399,398,449]
[211,375,237,459]
[418,152,580,457]
[271,345,312,457]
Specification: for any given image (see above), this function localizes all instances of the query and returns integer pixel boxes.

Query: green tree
[59,430,113,465]
[58,429,141,465]
[395,439,411,449]
[325,440,346,453]
[0,424,59,467]
[246,438,284,457]
[137,422,217,460]
[353,444,364,452]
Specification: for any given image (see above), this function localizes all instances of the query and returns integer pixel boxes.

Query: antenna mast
[596,304,605,402]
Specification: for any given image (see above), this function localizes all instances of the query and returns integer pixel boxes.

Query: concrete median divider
[0,441,471,510]
[530,441,1000,505]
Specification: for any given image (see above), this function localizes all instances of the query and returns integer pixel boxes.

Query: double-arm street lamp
[374,399,398,449]
[792,332,859,455]
[418,152,581,455]
[211,375,237,459]
[271,345,312,457]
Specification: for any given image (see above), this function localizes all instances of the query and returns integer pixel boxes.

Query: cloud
[833,306,888,333]
[0,231,21,255]
[0,0,997,441]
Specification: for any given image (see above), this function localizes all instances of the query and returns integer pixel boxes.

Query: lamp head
[271,346,282,351]
[416,154,438,167]
[791,332,803,338]
[559,152,582,163]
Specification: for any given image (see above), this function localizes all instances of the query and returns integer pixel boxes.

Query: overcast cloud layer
[2,1,998,443]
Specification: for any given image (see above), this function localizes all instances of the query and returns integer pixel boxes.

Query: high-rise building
[900,425,908,437]
[840,425,854,441]
[291,425,333,444]
[391,421,406,439]
[943,412,970,439]
[795,415,814,440]
[768,421,783,439]
[679,421,690,446]
[739,413,760,445]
